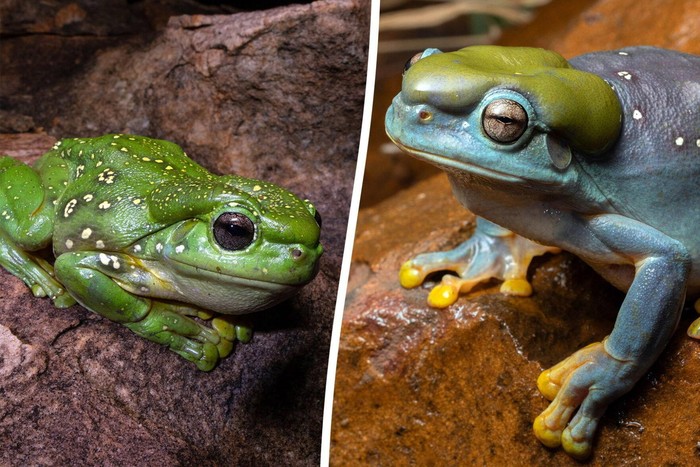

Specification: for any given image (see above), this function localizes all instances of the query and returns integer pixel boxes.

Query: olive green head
[402,45,622,155]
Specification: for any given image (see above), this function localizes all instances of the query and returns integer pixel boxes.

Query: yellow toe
[533,415,562,448]
[212,317,236,341]
[399,262,424,289]
[688,317,700,339]
[562,429,592,460]
[536,369,560,400]
[500,278,532,296]
[427,283,458,308]
[216,339,234,358]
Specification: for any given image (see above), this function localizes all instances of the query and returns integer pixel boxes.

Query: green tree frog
[0,135,322,371]
[386,45,699,458]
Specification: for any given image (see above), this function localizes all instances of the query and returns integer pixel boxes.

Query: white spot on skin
[696,139,700,148]
[81,228,92,239]
[175,245,185,254]
[133,198,142,205]
[63,199,77,218]
[133,244,142,252]
[110,256,120,269]
[83,194,94,202]
[96,240,105,249]
[618,51,629,56]
[633,110,643,120]
[156,243,163,253]
[99,253,110,265]
[675,137,684,146]
[98,201,111,210]
[253,185,261,192]
[65,239,74,249]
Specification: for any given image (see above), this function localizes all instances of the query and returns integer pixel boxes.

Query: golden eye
[482,99,528,143]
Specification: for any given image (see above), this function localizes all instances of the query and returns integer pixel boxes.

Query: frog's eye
[314,210,322,229]
[213,212,255,251]
[482,99,528,143]
[403,52,424,74]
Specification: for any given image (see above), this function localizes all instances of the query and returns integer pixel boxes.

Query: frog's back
[38,135,215,253]
[571,47,700,286]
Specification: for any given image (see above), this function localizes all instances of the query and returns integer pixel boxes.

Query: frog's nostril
[292,248,303,259]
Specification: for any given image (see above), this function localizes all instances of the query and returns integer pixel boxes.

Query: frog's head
[386,46,622,189]
[144,177,322,314]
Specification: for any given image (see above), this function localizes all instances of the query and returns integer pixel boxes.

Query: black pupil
[213,212,255,251]
[314,210,322,228]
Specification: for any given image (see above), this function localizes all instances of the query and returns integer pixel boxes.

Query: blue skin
[386,46,699,458]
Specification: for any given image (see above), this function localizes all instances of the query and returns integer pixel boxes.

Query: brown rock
[332,175,700,465]
[0,0,369,464]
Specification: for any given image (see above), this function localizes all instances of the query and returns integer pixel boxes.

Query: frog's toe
[689,300,700,339]
[399,261,425,289]
[499,278,532,296]
[561,418,596,460]
[688,317,700,339]
[30,283,48,298]
[51,290,77,308]
[427,282,459,308]
[172,339,219,371]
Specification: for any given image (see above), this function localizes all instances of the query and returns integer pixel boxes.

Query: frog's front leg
[0,156,75,307]
[53,251,247,371]
[400,217,560,307]
[533,214,689,459]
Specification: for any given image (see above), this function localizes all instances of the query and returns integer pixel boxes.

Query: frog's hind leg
[0,156,75,307]
[399,217,560,308]
[53,251,244,370]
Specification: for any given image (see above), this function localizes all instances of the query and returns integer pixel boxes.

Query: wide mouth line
[386,134,527,184]
[166,256,303,289]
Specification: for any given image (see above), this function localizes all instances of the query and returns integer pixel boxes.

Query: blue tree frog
[386,45,699,458]
[0,135,322,371]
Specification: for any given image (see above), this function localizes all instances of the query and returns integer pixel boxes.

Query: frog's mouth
[387,133,527,185]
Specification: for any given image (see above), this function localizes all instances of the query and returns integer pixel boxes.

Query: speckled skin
[0,135,322,370]
[386,46,699,458]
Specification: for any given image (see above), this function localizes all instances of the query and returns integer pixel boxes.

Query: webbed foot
[533,341,637,459]
[400,217,558,307]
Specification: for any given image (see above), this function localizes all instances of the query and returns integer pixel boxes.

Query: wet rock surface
[0,0,368,464]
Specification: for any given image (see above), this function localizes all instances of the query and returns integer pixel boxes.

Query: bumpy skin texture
[0,135,322,371]
[386,46,699,458]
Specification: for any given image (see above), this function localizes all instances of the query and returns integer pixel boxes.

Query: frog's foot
[533,341,636,459]
[688,299,700,338]
[126,304,251,371]
[0,230,76,308]
[399,217,559,308]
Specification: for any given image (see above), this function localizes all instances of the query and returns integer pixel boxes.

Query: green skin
[387,46,699,458]
[0,134,322,371]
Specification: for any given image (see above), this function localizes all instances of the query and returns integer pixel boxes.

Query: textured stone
[332,175,700,465]
[0,0,368,464]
